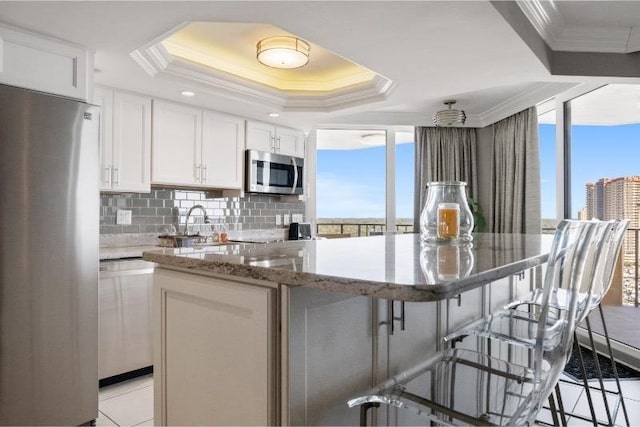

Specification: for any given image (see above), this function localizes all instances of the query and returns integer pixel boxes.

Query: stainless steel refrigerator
[0,84,99,425]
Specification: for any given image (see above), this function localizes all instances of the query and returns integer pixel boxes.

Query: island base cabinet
[286,288,377,426]
[153,269,277,426]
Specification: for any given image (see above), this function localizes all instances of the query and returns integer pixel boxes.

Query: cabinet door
[288,287,375,426]
[154,269,277,426]
[0,24,89,100]
[112,92,152,192]
[152,101,202,186]
[246,120,275,153]
[277,126,305,157]
[94,87,114,190]
[201,111,244,189]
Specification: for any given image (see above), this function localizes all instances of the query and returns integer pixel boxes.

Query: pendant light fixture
[256,36,310,69]
[433,100,466,127]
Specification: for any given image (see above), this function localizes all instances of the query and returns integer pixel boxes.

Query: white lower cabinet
[153,269,277,426]
[153,268,534,426]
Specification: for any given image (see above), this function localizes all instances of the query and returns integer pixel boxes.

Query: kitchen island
[143,233,552,426]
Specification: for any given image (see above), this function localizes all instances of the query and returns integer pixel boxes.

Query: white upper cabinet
[246,121,305,158]
[275,126,305,158]
[152,100,202,187]
[0,24,91,101]
[95,87,151,193]
[201,111,245,190]
[152,100,244,190]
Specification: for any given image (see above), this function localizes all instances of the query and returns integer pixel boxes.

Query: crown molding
[517,0,638,54]
[476,81,578,126]
[516,0,563,48]
[130,36,394,112]
[554,26,633,53]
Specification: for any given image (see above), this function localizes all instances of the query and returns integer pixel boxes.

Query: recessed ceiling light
[181,90,195,97]
[268,112,280,118]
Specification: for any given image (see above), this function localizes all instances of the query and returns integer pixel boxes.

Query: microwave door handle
[263,160,270,192]
[291,157,298,194]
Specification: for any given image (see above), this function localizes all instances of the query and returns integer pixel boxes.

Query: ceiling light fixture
[268,112,280,118]
[433,100,466,127]
[257,36,310,69]
[181,90,195,97]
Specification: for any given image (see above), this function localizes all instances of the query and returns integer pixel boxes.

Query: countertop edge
[142,250,549,302]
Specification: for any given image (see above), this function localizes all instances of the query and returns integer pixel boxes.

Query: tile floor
[96,375,153,427]
[536,374,640,426]
[94,373,640,426]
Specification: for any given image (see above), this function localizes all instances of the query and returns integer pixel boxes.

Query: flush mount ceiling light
[433,100,466,127]
[180,90,195,97]
[257,36,310,69]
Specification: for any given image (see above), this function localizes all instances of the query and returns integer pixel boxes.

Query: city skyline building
[584,175,640,257]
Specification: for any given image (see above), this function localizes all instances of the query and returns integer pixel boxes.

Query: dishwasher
[99,258,155,385]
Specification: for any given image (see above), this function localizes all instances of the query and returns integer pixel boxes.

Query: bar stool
[348,220,611,426]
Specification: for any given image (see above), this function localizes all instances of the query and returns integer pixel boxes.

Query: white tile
[99,375,153,401]
[616,396,640,426]
[587,378,620,392]
[567,414,597,426]
[558,381,585,413]
[572,387,620,426]
[133,419,154,426]
[99,385,153,427]
[535,407,555,425]
[96,411,118,427]
[619,379,640,402]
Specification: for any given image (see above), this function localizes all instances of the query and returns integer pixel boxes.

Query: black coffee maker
[288,222,312,240]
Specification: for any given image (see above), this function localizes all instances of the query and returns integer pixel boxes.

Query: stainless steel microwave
[245,150,304,195]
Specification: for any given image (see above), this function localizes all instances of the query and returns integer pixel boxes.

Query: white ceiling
[0,1,638,131]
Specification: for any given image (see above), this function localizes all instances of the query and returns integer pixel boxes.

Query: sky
[318,124,640,220]
[540,123,640,219]
[317,142,414,219]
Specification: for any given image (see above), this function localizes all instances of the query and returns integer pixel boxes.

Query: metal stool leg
[598,304,630,427]
[575,331,598,426]
[359,402,380,426]
[585,317,614,426]
[555,383,568,426]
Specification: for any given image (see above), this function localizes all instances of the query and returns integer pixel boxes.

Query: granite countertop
[143,233,553,302]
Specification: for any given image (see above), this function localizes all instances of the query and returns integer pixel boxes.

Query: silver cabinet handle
[112,167,119,186]
[103,166,111,186]
[271,136,276,152]
[195,165,201,182]
[277,136,281,151]
[379,300,406,335]
[202,164,207,182]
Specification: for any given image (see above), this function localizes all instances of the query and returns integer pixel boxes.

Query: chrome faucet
[184,204,210,235]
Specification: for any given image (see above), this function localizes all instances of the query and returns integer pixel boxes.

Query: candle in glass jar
[437,203,460,239]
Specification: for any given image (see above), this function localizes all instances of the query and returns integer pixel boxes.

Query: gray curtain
[413,127,478,230]
[490,107,540,233]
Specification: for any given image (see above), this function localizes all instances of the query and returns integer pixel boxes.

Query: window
[315,128,414,237]
[538,103,557,233]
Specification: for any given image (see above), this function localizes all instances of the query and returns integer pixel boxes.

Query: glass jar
[420,181,474,243]
[420,242,474,282]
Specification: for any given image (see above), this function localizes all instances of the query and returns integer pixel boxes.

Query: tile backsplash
[100,188,305,234]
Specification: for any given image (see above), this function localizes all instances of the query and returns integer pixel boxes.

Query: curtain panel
[490,107,541,234]
[413,127,478,230]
